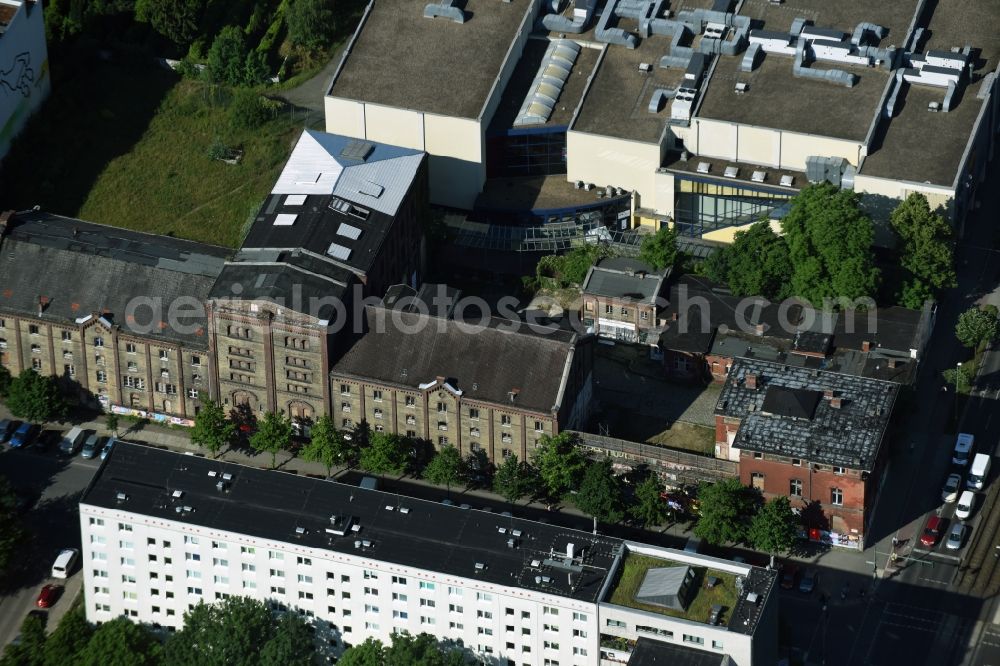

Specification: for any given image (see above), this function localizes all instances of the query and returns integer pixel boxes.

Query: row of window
[750,451,847,474]
[749,473,845,505]
[584,302,651,320]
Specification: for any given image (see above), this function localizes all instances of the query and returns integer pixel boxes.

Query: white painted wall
[0,0,50,160]
[566,131,662,209]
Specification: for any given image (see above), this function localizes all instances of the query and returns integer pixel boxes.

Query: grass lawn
[1,53,306,248]
[645,421,716,455]
[607,552,738,624]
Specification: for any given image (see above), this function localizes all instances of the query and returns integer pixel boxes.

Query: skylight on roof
[337,223,362,240]
[357,181,384,198]
[284,194,307,206]
[327,243,351,261]
[273,214,297,226]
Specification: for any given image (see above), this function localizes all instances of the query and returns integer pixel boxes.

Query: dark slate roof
[716,358,898,470]
[382,283,461,319]
[582,258,667,304]
[331,306,579,414]
[83,443,620,603]
[760,386,821,420]
[628,638,730,666]
[0,212,229,348]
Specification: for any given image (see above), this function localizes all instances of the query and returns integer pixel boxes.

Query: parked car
[798,569,817,594]
[945,523,968,551]
[955,491,976,521]
[780,564,799,590]
[50,548,79,579]
[9,423,40,449]
[100,439,115,460]
[58,427,87,457]
[81,434,105,459]
[941,473,962,503]
[0,419,18,443]
[920,515,944,547]
[36,585,62,609]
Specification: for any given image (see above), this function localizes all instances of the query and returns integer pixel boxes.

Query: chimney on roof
[824,389,835,399]
[436,376,445,384]
[830,397,843,409]
[745,374,758,390]
[38,296,50,317]
[672,312,678,321]
[509,388,520,403]
[861,340,871,352]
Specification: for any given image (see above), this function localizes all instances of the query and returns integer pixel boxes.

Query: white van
[955,490,976,521]
[51,548,79,579]
[968,453,991,490]
[953,433,974,466]
[58,427,87,456]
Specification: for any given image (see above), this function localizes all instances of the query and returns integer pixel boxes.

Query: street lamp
[955,361,963,419]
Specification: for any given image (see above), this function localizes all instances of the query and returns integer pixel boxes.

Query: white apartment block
[80,443,777,665]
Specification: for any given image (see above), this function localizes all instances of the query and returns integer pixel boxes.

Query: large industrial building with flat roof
[326,0,999,244]
[80,442,778,665]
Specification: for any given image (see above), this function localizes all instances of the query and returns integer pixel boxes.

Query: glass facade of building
[673,175,794,236]
[486,128,568,178]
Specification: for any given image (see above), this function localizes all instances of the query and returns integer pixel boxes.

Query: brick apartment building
[331,305,594,462]
[580,258,669,344]
[715,358,898,548]
[207,130,428,428]
[0,211,228,423]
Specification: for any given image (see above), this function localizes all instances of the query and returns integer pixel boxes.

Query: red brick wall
[739,453,869,536]
[705,353,734,383]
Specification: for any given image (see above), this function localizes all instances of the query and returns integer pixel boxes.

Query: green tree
[423,445,465,495]
[190,399,235,458]
[5,369,66,423]
[780,183,879,306]
[384,631,456,665]
[573,458,625,529]
[359,431,408,479]
[531,432,587,503]
[0,364,11,399]
[135,0,204,45]
[703,221,793,300]
[106,412,119,437]
[891,193,957,308]
[165,597,275,666]
[630,475,670,528]
[286,0,337,51]
[955,306,999,349]
[748,496,800,568]
[78,617,161,666]
[43,605,93,666]
[638,225,679,271]
[243,50,270,86]
[943,362,976,394]
[693,478,758,546]
[1,612,46,666]
[207,26,248,86]
[0,477,25,577]
[300,415,352,477]
[250,411,293,469]
[259,612,315,666]
[493,454,533,505]
[463,449,494,488]
[338,638,385,666]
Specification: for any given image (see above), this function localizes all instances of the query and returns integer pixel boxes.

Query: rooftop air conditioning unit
[928,101,941,112]
[638,62,653,72]
[751,170,766,183]
[724,166,739,178]
[696,162,711,174]
[735,81,750,94]
[780,174,795,187]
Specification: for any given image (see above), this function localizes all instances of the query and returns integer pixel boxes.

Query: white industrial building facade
[80,443,777,665]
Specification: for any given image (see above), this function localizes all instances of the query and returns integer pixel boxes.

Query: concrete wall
[688,119,863,171]
[324,96,366,139]
[566,132,662,209]
[0,0,50,160]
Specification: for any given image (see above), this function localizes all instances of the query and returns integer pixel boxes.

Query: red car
[36,584,61,609]
[920,515,943,547]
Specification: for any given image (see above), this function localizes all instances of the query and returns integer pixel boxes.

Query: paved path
[276,47,345,113]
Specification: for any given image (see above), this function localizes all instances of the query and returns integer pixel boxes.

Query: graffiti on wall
[0,52,33,97]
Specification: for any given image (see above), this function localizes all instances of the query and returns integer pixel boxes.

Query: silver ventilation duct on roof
[424,0,465,23]
[542,0,596,33]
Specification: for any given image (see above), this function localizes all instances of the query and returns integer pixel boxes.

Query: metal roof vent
[724,166,739,178]
[498,527,507,534]
[696,162,711,174]
[511,530,522,538]
[780,175,795,187]
[171,490,184,499]
[507,538,517,549]
[222,473,233,481]
[295,526,308,537]
[216,480,230,493]
[399,507,410,515]
[531,559,542,568]
[115,492,129,503]
[385,505,395,511]
[748,592,760,604]
[208,471,218,478]
[751,170,767,183]
[475,562,486,571]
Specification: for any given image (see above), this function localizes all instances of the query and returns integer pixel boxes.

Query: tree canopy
[703,221,792,300]
[531,432,587,502]
[5,369,66,423]
[780,183,879,306]
[422,445,465,493]
[359,432,409,478]
[249,411,293,469]
[0,477,26,577]
[135,0,204,45]
[955,305,999,350]
[0,365,11,399]
[748,496,800,567]
[190,399,235,458]
[300,414,352,477]
[890,193,956,308]
[693,478,759,545]
[286,0,337,51]
[77,617,161,666]
[638,225,679,271]
[573,458,625,525]
[492,454,534,505]
[630,475,670,528]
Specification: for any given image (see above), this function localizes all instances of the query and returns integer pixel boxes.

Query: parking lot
[0,436,101,646]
